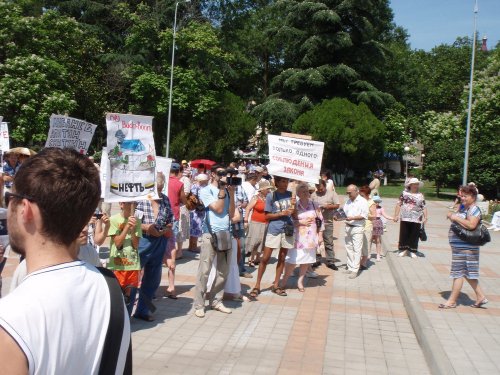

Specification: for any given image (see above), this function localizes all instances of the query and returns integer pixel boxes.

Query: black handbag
[419,224,427,241]
[450,222,490,246]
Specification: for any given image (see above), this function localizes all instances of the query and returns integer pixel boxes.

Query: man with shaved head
[339,184,368,279]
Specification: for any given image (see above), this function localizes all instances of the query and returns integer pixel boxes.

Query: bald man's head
[346,184,359,200]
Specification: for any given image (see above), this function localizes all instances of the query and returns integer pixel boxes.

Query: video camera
[217,168,242,186]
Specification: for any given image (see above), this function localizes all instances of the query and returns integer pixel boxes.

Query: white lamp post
[166,0,190,158]
[463,0,478,185]
[404,146,410,177]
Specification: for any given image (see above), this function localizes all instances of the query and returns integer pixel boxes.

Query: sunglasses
[5,191,36,206]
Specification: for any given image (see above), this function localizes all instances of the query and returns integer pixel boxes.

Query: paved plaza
[1,198,499,374]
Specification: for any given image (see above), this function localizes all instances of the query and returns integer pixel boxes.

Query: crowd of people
[0,148,494,373]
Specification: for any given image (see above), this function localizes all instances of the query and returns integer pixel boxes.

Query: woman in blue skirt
[439,184,488,309]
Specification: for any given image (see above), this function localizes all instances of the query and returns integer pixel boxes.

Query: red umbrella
[190,159,216,169]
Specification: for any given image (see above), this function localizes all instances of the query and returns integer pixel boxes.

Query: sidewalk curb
[384,244,456,375]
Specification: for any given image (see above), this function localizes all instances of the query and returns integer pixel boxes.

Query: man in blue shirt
[250,176,295,298]
[193,164,235,318]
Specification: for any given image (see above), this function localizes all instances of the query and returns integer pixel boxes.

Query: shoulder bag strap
[97,267,132,375]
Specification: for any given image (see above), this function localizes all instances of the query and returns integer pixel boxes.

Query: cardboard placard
[46,115,97,154]
[267,134,324,184]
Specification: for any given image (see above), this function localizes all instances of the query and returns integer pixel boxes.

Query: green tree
[170,91,256,161]
[269,0,395,114]
[293,98,385,173]
[421,46,500,196]
[0,3,104,144]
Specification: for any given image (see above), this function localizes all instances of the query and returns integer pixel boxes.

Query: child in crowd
[371,196,394,261]
[108,202,142,315]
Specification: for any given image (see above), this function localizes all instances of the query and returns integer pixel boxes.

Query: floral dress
[189,184,205,237]
[286,200,324,265]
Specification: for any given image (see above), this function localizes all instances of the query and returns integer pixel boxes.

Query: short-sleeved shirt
[365,199,376,230]
[136,193,174,231]
[199,184,230,233]
[343,195,368,227]
[108,213,142,271]
[168,176,184,220]
[265,190,293,235]
[3,161,18,188]
[311,190,340,223]
[398,191,426,223]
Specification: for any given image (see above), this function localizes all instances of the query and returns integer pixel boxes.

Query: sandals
[249,288,260,298]
[471,298,488,308]
[438,303,457,309]
[271,286,287,296]
[165,291,178,299]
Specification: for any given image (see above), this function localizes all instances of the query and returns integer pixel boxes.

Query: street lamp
[463,0,478,185]
[404,146,410,177]
[166,0,190,158]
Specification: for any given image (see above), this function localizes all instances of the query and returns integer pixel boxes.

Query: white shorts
[264,232,294,250]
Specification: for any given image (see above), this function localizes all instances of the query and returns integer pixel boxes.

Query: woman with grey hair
[394,178,428,258]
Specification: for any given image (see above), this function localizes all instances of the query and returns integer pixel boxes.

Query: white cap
[196,173,209,181]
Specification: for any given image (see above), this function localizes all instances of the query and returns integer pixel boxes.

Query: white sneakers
[399,250,417,259]
[194,302,232,318]
[211,303,232,314]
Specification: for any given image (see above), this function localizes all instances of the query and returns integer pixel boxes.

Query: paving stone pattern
[383,198,500,375]
[6,197,498,374]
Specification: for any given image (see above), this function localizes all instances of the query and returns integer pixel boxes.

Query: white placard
[99,147,108,199]
[0,121,9,153]
[46,115,97,154]
[267,134,324,184]
[104,113,158,203]
[156,157,173,195]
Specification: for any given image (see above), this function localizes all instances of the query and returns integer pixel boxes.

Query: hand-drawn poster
[104,113,158,203]
[46,115,97,154]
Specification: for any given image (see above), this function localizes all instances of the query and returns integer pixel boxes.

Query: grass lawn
[334,182,456,201]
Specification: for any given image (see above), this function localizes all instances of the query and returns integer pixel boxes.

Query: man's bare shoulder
[0,327,28,374]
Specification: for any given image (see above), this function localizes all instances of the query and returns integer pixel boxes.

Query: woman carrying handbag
[439,184,488,309]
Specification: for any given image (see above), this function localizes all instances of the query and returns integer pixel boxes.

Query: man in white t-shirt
[337,185,368,279]
[242,172,259,203]
[0,148,131,375]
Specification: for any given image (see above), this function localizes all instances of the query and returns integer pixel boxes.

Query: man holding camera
[250,176,295,298]
[193,165,236,318]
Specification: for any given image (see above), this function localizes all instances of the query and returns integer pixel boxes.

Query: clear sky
[390,0,500,51]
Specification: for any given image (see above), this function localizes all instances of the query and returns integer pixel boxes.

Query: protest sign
[100,148,108,199]
[267,134,324,184]
[104,113,158,203]
[0,121,9,153]
[156,157,173,195]
[45,115,97,154]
